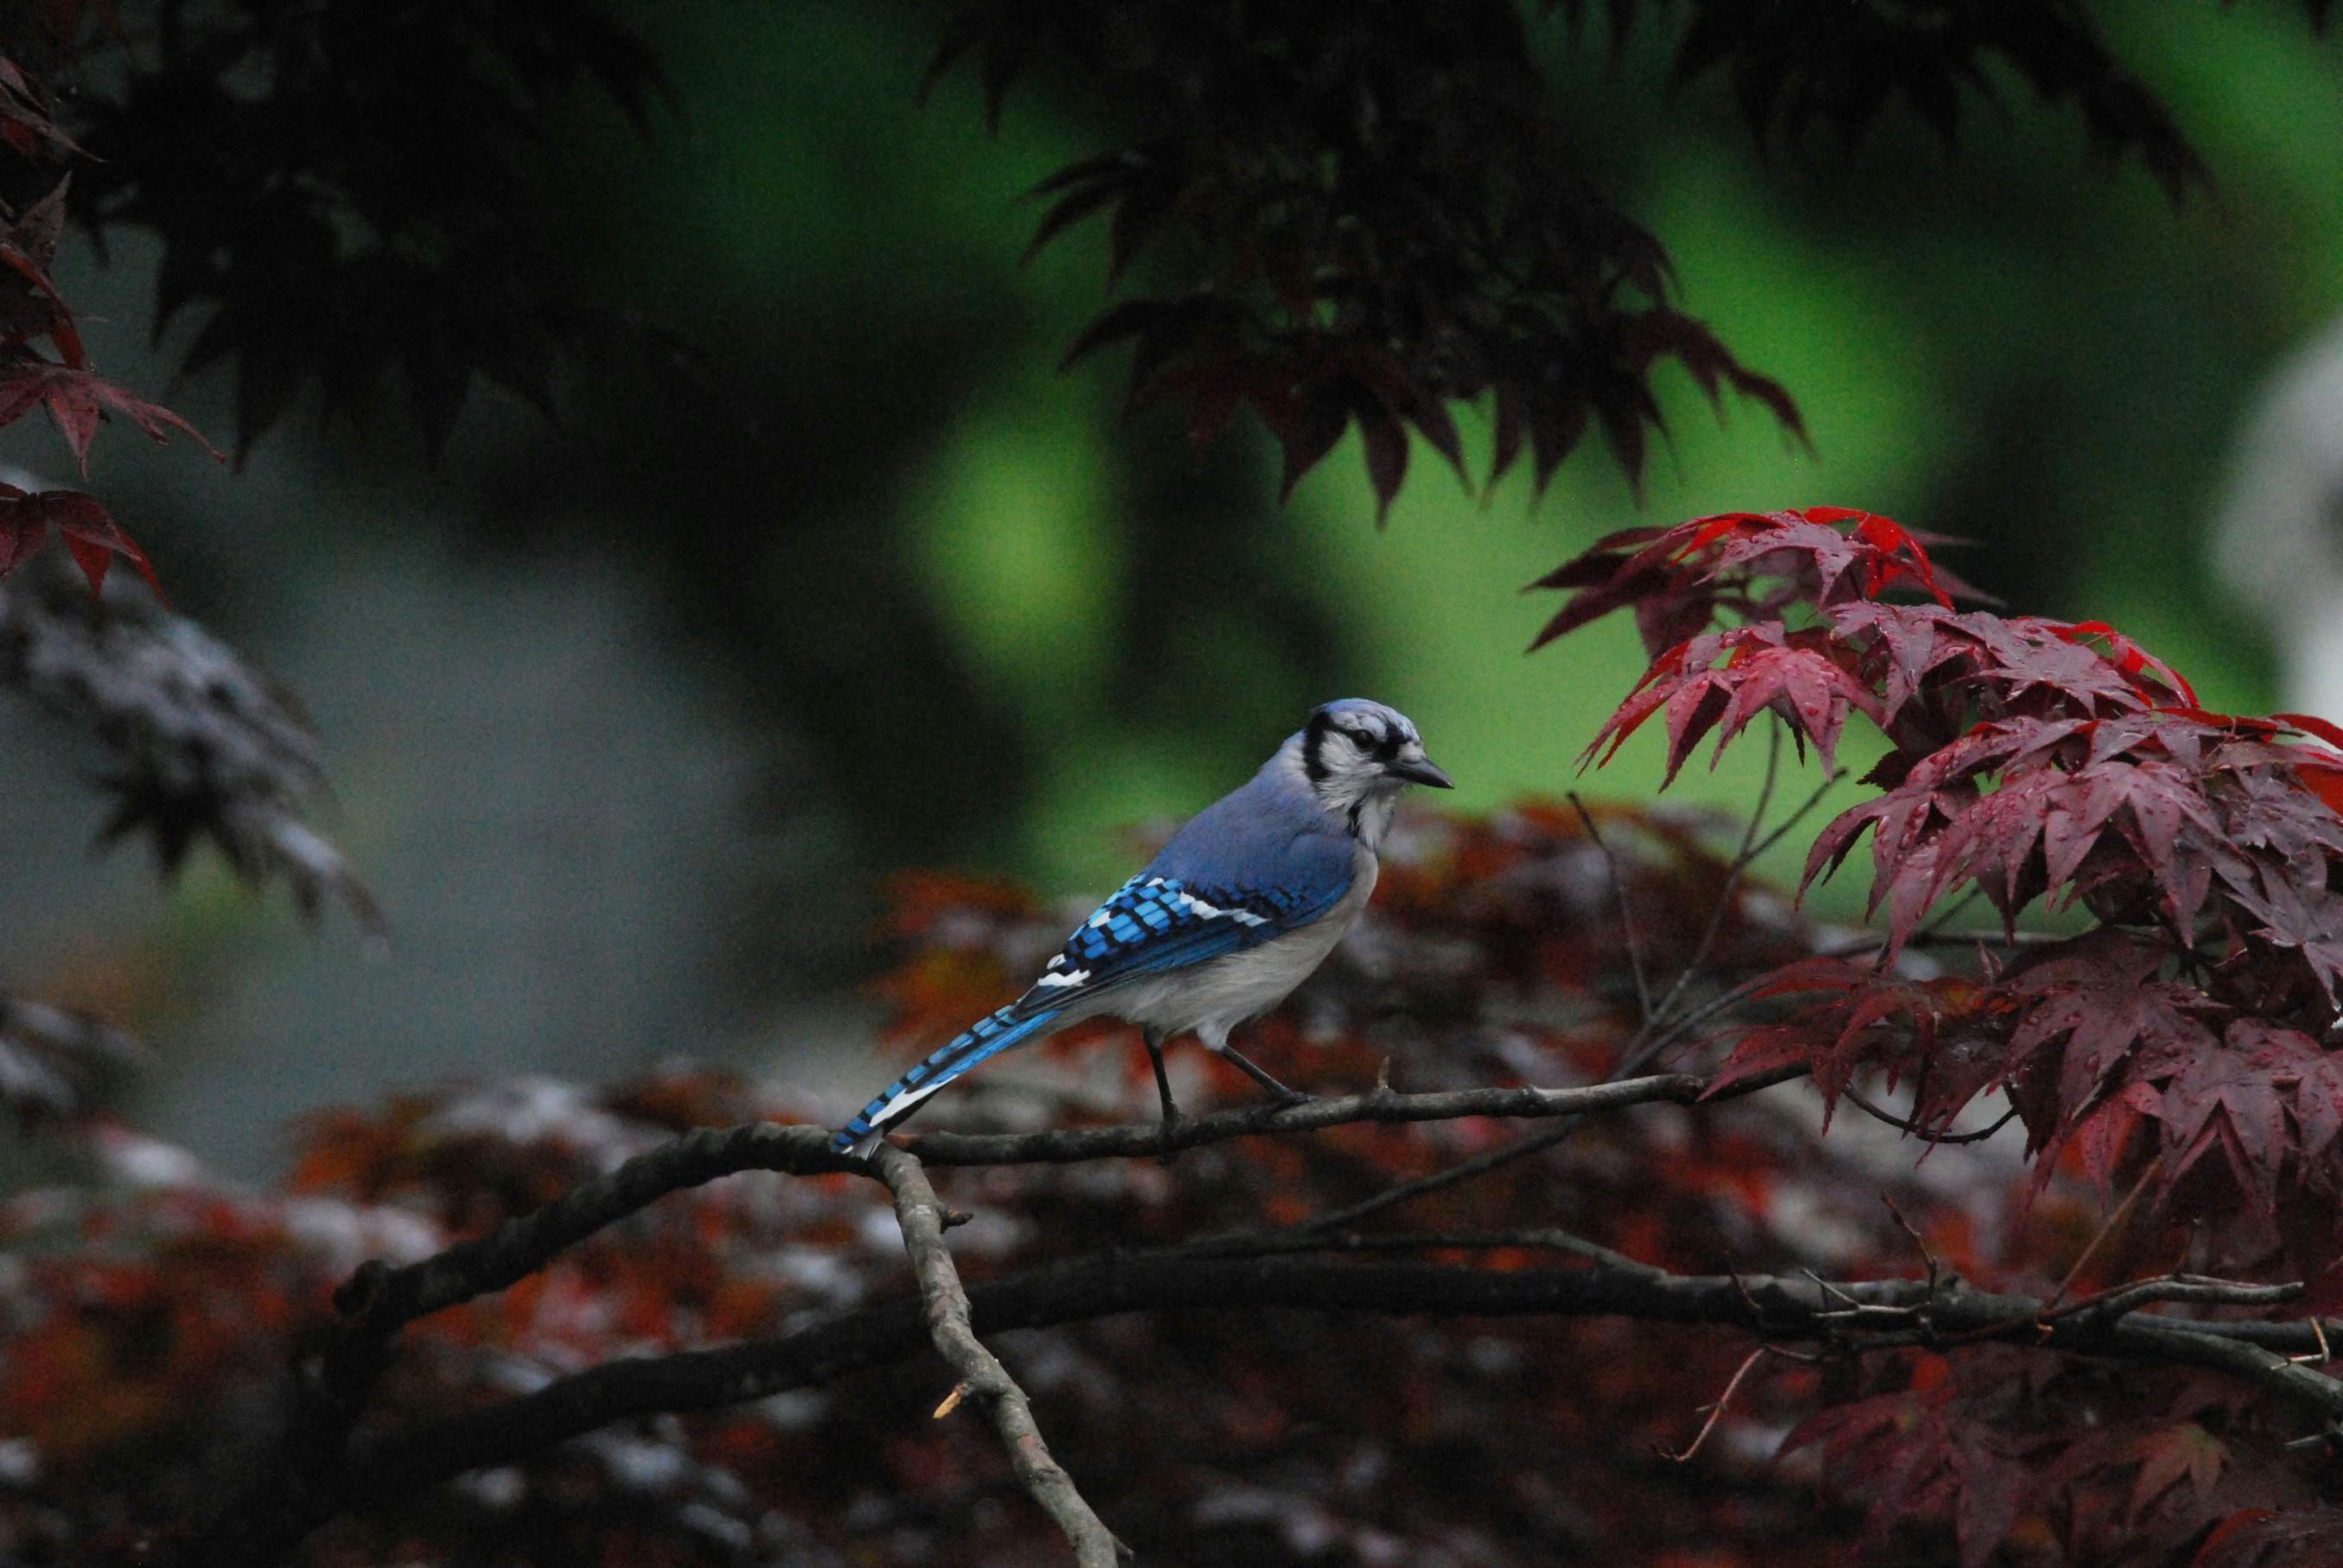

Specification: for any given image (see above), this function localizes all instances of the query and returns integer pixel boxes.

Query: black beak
[1389,755,1454,789]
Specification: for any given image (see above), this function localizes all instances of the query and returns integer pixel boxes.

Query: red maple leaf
[2001,931,2217,1151]
[1530,505,1965,657]
[1580,621,1885,784]
[1784,1361,2049,1568]
[0,357,220,473]
[0,484,167,599]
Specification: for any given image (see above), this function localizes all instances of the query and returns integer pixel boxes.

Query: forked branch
[871,1144,1127,1567]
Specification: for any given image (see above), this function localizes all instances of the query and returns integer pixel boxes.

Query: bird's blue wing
[1011,815,1358,1019]
[1020,875,1306,1000]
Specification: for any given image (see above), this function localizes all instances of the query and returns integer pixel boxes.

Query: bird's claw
[1155,1106,1187,1164]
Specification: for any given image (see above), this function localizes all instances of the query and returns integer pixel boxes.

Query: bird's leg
[1210,1038,1314,1108]
[1142,1027,1183,1151]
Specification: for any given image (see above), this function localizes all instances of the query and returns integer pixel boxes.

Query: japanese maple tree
[15,507,2343,1563]
[1535,505,2343,1563]
[10,1,2343,1564]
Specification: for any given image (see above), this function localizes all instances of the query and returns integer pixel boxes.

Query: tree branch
[171,1067,1807,1564]
[331,1066,1785,1354]
[333,1250,2343,1513]
[317,1068,1809,1361]
[904,1067,1794,1165]
[871,1144,1127,1567]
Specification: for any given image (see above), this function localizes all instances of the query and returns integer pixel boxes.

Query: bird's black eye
[1342,727,1374,747]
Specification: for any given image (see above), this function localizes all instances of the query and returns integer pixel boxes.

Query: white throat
[1343,789,1401,852]
[1272,736,1403,852]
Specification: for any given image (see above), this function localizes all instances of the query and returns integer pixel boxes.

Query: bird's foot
[1143,1029,1184,1162]
[1154,1105,1187,1164]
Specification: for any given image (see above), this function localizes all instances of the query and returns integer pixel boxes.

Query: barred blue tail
[831,1005,1063,1157]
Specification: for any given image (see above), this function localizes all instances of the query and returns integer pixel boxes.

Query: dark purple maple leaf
[0,357,220,472]
[0,484,167,599]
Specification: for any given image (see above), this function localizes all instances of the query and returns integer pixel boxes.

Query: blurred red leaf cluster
[0,805,1823,1564]
[10,780,2343,1564]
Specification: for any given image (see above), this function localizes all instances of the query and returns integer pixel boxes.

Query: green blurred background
[564,0,2334,887]
[4,2,2340,1169]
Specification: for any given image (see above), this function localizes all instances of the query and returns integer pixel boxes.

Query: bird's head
[1297,698,1451,833]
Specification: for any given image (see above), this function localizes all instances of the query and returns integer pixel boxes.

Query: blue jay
[832,699,1452,1156]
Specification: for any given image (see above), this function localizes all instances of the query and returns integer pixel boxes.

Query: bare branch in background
[331,1248,2343,1517]
[1567,791,1656,1022]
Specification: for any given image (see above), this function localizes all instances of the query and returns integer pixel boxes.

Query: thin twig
[1301,759,1861,1247]
[1880,1194,1944,1303]
[1275,1120,1578,1239]
[1644,721,1782,1034]
[1184,1224,1667,1275]
[1294,763,1837,1242]
[1734,766,1849,874]
[1251,1070,1798,1244]
[1663,1344,1774,1463]
[871,1145,1127,1567]
[1279,761,2018,1278]
[2040,1273,2305,1327]
[1923,1272,2316,1352]
[1623,765,1847,1077]
[1568,791,1654,1023]
[1842,1086,2020,1146]
[2049,1160,2161,1308]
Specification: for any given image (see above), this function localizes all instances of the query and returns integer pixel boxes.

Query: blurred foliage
[0,804,1970,1563]
[9,0,2339,906]
[945,0,1804,519]
[0,557,377,928]
[68,0,667,460]
[10,800,2340,1563]
[0,0,2340,1188]
[539,0,2340,894]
